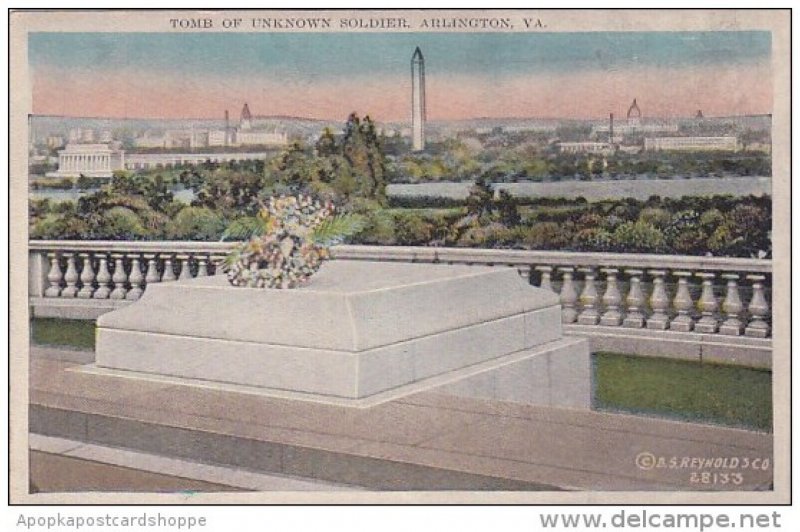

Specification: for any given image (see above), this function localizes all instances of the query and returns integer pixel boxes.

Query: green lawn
[28,318,772,431]
[30,318,95,350]
[593,352,772,432]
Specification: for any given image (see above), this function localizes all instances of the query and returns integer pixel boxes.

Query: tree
[341,113,388,202]
[191,167,266,217]
[270,142,314,191]
[315,127,338,157]
[95,207,149,240]
[167,206,226,241]
[465,175,495,222]
[496,189,520,226]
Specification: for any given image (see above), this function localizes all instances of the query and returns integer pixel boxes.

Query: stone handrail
[29,241,771,338]
[330,245,772,274]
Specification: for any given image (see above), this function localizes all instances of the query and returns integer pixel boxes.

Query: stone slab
[97,261,561,351]
[31,297,130,320]
[96,261,566,401]
[438,337,592,410]
[81,337,588,409]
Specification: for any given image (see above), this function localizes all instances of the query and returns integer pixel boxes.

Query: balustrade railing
[30,241,232,304]
[29,241,772,338]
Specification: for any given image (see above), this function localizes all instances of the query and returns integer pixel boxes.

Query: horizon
[30,111,772,125]
[30,31,772,122]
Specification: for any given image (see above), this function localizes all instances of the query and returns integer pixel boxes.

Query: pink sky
[32,62,772,121]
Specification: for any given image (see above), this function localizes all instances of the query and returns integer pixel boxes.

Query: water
[30,188,196,204]
[388,176,772,201]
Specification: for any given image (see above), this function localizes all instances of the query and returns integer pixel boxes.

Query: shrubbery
[96,207,149,240]
[166,207,226,241]
[27,118,771,259]
[354,193,771,258]
[612,221,666,253]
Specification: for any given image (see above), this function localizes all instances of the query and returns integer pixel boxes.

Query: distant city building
[644,136,739,152]
[558,142,614,154]
[207,129,229,147]
[594,99,678,141]
[128,103,286,150]
[123,152,268,171]
[135,131,171,149]
[46,143,124,178]
[745,142,771,154]
[229,103,287,146]
[235,130,288,146]
[98,130,114,143]
[626,98,642,127]
[185,128,208,150]
[499,125,556,133]
[411,47,426,151]
[45,136,65,149]
[240,103,253,131]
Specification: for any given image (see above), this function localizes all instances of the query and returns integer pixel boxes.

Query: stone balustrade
[29,241,771,339]
[331,245,772,339]
[30,241,230,304]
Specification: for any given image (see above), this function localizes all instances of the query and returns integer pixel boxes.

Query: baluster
[109,254,128,299]
[745,274,770,338]
[161,255,177,282]
[646,269,669,330]
[44,252,63,297]
[599,268,622,326]
[196,256,209,277]
[670,271,694,332]
[77,253,96,298]
[126,254,145,300]
[178,254,193,280]
[719,274,744,336]
[694,272,719,333]
[535,265,554,292]
[577,268,600,325]
[93,254,112,299]
[210,255,228,276]
[516,264,531,285]
[559,267,578,324]
[60,253,79,297]
[144,254,161,285]
[622,269,645,328]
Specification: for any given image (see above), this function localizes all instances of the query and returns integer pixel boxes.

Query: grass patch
[30,318,95,350]
[593,352,772,432]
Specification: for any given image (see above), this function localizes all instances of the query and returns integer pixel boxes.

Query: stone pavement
[30,434,359,492]
[29,347,773,492]
[30,450,246,493]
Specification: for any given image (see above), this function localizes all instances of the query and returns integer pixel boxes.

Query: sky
[29,31,772,121]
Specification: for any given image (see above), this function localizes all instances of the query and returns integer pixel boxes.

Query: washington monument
[411,47,426,151]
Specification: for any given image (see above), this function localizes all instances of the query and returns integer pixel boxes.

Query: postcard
[8,8,790,505]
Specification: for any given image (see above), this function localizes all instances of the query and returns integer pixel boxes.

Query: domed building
[626,98,642,128]
[240,102,253,131]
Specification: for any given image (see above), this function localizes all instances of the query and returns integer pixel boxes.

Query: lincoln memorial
[46,143,124,178]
